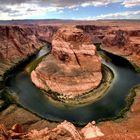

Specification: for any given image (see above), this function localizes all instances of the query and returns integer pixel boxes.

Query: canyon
[1,20,140,79]
[0,20,140,139]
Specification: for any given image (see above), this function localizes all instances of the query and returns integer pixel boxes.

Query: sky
[0,0,140,20]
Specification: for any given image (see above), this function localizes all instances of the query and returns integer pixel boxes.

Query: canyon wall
[0,25,59,60]
[0,25,58,78]
[0,23,140,78]
[76,25,110,44]
[102,29,140,69]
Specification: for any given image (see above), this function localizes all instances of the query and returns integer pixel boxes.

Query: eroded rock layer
[0,25,58,78]
[31,26,102,97]
[0,120,104,140]
[102,29,140,70]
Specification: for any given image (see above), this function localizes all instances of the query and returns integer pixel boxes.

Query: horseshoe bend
[0,20,140,140]
[31,26,113,103]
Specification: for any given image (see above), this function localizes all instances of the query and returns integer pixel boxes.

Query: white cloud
[95,10,140,19]
[0,0,124,20]
[73,8,79,11]
[76,10,140,20]
[0,2,63,20]
[0,0,140,20]
[122,0,140,7]
[58,10,64,14]
[81,1,111,7]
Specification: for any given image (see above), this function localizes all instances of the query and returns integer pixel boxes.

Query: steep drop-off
[0,25,58,79]
[102,29,140,71]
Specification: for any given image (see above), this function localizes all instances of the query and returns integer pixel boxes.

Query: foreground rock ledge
[31,26,102,98]
[0,120,104,140]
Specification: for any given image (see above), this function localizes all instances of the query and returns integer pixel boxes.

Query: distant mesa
[31,26,103,100]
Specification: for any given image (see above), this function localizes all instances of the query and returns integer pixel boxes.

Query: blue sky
[0,0,140,20]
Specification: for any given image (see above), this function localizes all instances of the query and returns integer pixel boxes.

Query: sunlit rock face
[0,26,42,60]
[0,25,58,60]
[0,25,58,77]
[31,26,102,98]
[76,25,110,44]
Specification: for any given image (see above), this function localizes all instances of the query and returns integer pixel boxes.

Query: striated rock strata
[0,25,58,78]
[0,120,104,140]
[76,25,110,44]
[0,25,58,60]
[31,26,102,98]
[102,29,140,70]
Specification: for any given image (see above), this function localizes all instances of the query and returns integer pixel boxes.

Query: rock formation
[76,25,110,44]
[31,26,102,98]
[0,120,104,140]
[0,26,40,60]
[102,29,140,69]
[1,21,140,140]
[102,30,131,55]
[0,25,58,78]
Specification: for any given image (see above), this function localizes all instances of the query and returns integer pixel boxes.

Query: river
[6,46,140,125]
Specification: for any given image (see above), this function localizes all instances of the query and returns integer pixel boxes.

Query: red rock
[88,132,140,140]
[25,120,104,140]
[0,124,10,140]
[31,26,102,98]
[11,124,23,133]
[26,128,49,140]
[0,26,40,60]
[0,25,58,77]
[55,120,83,140]
[76,25,110,44]
[81,121,104,139]
[0,25,59,60]
[102,29,140,68]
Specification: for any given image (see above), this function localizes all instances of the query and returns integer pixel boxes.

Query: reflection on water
[36,46,51,58]
[6,46,140,125]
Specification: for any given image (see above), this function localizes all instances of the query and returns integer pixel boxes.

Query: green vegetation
[0,89,14,111]
[94,43,101,51]
[97,84,140,123]
[25,54,47,74]
[3,88,19,104]
[128,61,140,73]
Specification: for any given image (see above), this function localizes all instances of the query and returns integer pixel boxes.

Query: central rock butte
[31,26,102,98]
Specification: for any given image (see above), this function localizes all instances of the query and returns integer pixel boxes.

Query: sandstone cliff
[102,29,140,69]
[31,26,102,98]
[76,25,110,44]
[0,25,58,78]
